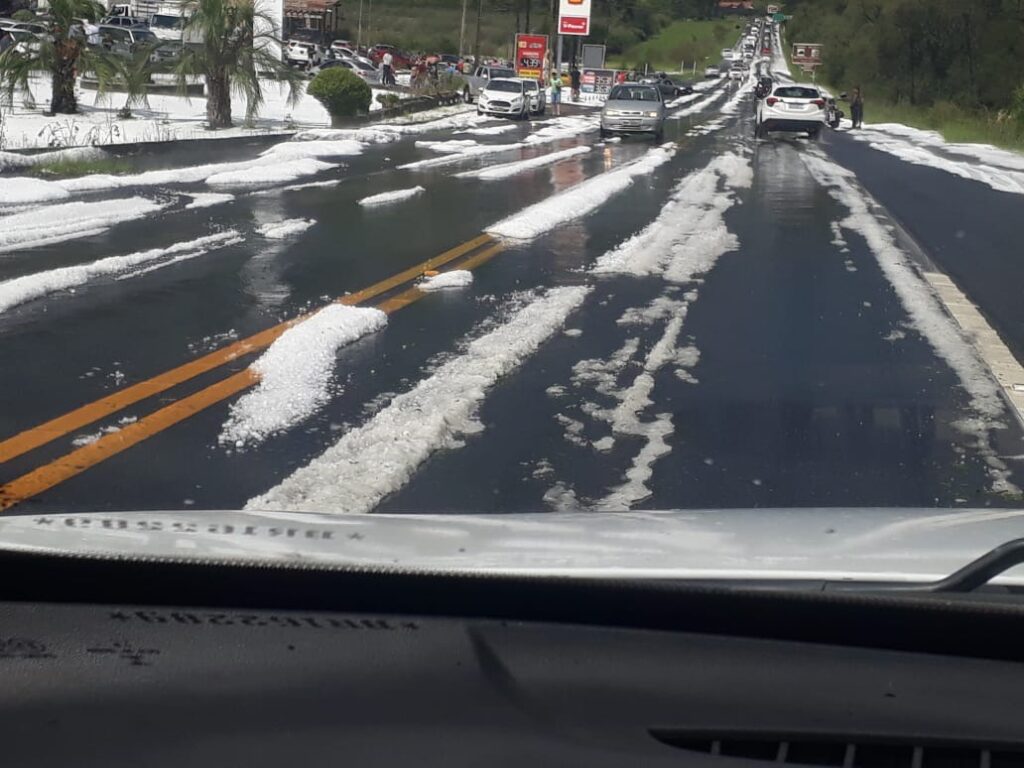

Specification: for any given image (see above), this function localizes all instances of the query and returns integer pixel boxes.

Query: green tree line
[783,0,1024,118]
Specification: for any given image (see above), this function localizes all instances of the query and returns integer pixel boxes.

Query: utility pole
[356,0,363,49]
[459,0,467,56]
[474,0,482,62]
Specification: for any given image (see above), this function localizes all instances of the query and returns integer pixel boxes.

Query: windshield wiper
[830,539,1024,594]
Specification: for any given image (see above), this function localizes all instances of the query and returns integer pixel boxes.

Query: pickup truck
[461,65,517,103]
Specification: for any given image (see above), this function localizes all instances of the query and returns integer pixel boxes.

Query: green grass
[30,157,134,178]
[610,19,743,73]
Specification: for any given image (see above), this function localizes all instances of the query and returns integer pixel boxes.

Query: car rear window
[773,87,820,99]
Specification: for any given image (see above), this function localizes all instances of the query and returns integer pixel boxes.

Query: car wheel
[463,86,472,104]
[808,128,821,141]
[599,128,609,139]
[654,129,664,143]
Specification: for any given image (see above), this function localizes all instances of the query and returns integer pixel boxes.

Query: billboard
[514,34,548,80]
[581,43,605,68]
[791,43,822,65]
[559,0,592,36]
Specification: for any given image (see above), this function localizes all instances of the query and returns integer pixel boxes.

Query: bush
[11,8,34,21]
[308,68,371,122]
[376,92,401,108]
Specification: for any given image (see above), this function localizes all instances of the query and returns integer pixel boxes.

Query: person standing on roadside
[570,65,581,103]
[382,50,394,86]
[550,70,562,116]
[850,86,864,129]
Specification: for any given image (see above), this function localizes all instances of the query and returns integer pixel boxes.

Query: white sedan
[477,78,530,120]
[755,84,828,140]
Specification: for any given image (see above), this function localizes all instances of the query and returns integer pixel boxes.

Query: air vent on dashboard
[649,731,1024,767]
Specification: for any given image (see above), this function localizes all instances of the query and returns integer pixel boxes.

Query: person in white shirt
[382,51,394,86]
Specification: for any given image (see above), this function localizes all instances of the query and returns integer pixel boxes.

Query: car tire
[599,128,609,139]
[654,129,664,143]
[463,86,472,104]
[808,128,821,141]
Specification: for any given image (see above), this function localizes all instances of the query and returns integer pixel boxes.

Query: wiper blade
[832,538,1024,594]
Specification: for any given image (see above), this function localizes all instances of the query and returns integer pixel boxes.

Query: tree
[0,0,112,115]
[174,0,303,129]
[101,43,162,119]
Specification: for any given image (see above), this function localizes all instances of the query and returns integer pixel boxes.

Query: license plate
[787,103,805,111]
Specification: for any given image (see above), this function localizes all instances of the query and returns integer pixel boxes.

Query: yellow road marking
[0,233,494,466]
[0,243,506,511]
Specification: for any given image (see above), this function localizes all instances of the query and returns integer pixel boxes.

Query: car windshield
[486,80,522,93]
[608,85,659,101]
[150,15,182,29]
[3,3,1024,585]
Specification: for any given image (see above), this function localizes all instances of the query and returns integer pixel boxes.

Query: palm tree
[101,42,163,119]
[175,0,303,129]
[0,0,110,114]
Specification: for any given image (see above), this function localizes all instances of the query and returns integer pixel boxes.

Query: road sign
[581,43,605,68]
[766,4,779,13]
[514,34,548,80]
[791,42,822,65]
[558,0,592,36]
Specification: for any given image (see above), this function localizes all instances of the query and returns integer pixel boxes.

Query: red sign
[514,33,548,80]
[559,16,590,35]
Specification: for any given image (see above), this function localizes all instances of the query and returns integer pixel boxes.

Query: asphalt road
[2,77,1023,516]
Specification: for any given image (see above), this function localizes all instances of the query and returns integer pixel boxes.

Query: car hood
[603,99,662,112]
[0,508,1023,584]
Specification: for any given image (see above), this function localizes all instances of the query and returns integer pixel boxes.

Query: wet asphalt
[2,80,1023,515]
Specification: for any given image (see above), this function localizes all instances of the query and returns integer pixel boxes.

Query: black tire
[654,129,664,142]
[463,86,472,104]
[599,128,609,139]
[808,128,821,141]
[539,105,546,116]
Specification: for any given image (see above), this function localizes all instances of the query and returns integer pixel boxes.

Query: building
[284,0,343,41]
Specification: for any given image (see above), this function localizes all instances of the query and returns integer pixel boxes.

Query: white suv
[755,84,827,140]
[286,40,322,69]
[477,78,530,120]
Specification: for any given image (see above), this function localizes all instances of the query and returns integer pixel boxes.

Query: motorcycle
[826,97,844,129]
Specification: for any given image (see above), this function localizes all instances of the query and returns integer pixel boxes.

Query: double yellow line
[0,233,504,512]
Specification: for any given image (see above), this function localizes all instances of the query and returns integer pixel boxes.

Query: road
[2,75,1024,516]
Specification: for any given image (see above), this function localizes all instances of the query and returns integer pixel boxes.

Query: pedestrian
[570,65,581,103]
[549,70,562,116]
[382,50,394,86]
[850,85,864,129]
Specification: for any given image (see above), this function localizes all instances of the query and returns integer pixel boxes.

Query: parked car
[476,78,530,120]
[95,24,160,59]
[369,44,412,70]
[100,15,148,28]
[755,84,827,140]
[286,40,323,69]
[462,64,516,103]
[640,74,692,99]
[320,57,381,84]
[600,83,665,141]
[6,28,42,54]
[513,77,546,116]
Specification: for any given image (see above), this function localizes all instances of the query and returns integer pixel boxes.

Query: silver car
[600,84,666,140]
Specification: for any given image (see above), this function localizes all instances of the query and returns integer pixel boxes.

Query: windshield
[608,85,659,101]
[486,80,522,93]
[3,2,1024,580]
[151,14,182,29]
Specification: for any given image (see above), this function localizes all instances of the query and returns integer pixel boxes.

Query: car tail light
[813,99,825,108]
[766,97,778,106]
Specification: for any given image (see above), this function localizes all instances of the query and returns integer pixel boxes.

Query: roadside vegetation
[781,0,1024,150]
[28,155,133,177]
[609,18,740,72]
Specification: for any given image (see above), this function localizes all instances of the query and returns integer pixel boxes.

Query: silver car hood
[0,508,1022,583]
